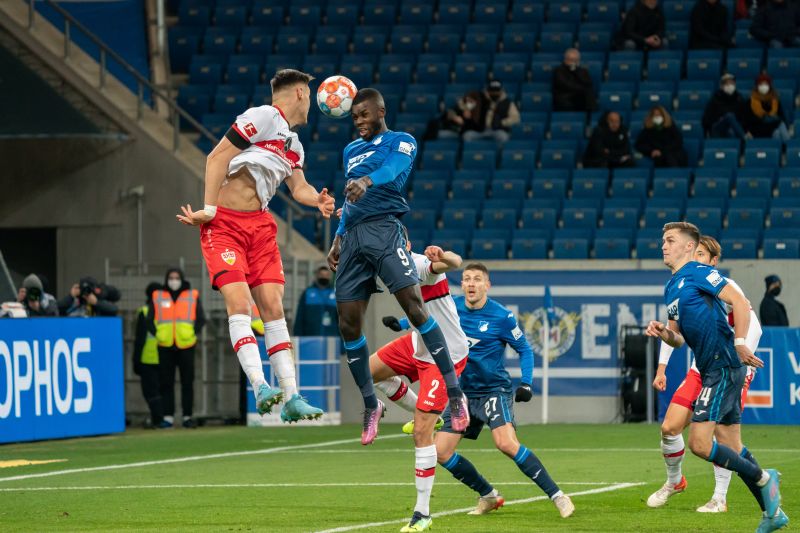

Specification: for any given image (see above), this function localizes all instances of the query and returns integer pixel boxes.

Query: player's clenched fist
[645,320,666,338]
[344,176,372,203]
[424,245,445,263]
[317,188,335,218]
[176,204,214,226]
[652,372,667,392]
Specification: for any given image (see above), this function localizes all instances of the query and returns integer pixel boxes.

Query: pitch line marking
[0,434,407,483]
[315,482,646,533]
[260,447,800,454]
[0,481,619,492]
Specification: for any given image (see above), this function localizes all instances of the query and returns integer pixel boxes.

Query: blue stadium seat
[572,177,607,198]
[539,31,575,53]
[586,2,619,24]
[400,4,433,25]
[693,176,731,198]
[404,208,438,230]
[726,57,761,80]
[461,148,496,170]
[777,174,800,197]
[735,176,772,199]
[481,206,519,229]
[190,55,225,85]
[325,5,358,25]
[511,1,545,23]
[492,59,527,84]
[202,28,237,55]
[239,27,275,55]
[608,56,642,82]
[453,61,488,84]
[733,28,762,49]
[594,237,631,259]
[177,84,212,123]
[442,207,478,229]
[521,206,558,230]
[427,32,461,54]
[275,34,309,55]
[702,147,739,168]
[317,121,352,143]
[720,238,757,259]
[503,24,538,52]
[548,2,582,24]
[511,237,548,259]
[647,58,681,82]
[676,86,712,110]
[451,179,488,200]
[578,29,612,51]
[787,141,800,168]
[213,5,246,27]
[226,62,261,86]
[251,2,283,25]
[213,91,247,115]
[179,4,210,27]
[644,206,681,228]
[474,1,508,24]
[531,170,569,198]
[340,60,374,88]
[599,90,633,112]
[489,179,526,200]
[562,207,598,229]
[539,141,577,168]
[499,147,537,169]
[168,27,202,72]
[422,149,456,170]
[728,207,765,229]
[609,177,646,198]
[769,206,800,229]
[379,62,413,85]
[362,4,396,26]
[289,5,320,26]
[453,169,491,185]
[415,61,450,85]
[251,85,271,106]
[767,55,800,80]
[412,179,448,202]
[744,147,780,168]
[306,150,340,172]
[636,236,663,259]
[685,207,722,232]
[519,88,552,112]
[552,238,590,259]
[470,238,508,259]
[602,206,638,228]
[763,238,800,259]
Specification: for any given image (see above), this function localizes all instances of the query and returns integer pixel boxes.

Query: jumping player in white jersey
[176,69,335,423]
[368,235,467,533]
[648,235,763,511]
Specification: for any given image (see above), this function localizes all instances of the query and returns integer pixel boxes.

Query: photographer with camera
[19,274,58,317]
[58,276,120,317]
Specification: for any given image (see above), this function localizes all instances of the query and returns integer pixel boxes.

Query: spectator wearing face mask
[150,267,205,428]
[760,274,789,326]
[635,106,688,167]
[703,73,747,138]
[462,80,520,145]
[437,91,484,139]
[750,0,800,48]
[293,265,338,336]
[552,48,597,112]
[739,73,791,141]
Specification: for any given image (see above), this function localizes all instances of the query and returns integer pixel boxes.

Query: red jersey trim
[231,123,250,142]
[420,279,449,302]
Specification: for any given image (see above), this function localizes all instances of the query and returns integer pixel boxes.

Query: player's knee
[405,306,428,328]
[495,438,517,457]
[688,434,711,459]
[337,316,360,340]
[228,299,251,317]
[660,420,682,437]
[437,450,453,465]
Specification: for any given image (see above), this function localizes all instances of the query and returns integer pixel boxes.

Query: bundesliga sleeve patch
[397,141,415,155]
[511,326,523,340]
[706,271,723,287]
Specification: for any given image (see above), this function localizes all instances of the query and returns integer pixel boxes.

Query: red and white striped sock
[662,433,685,486]
[375,376,417,413]
[414,445,436,516]
[229,314,265,394]
[265,318,297,398]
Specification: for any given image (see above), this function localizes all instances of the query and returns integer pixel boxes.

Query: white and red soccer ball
[317,75,357,118]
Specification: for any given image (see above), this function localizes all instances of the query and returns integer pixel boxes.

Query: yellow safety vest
[139,306,159,365]
[152,289,198,349]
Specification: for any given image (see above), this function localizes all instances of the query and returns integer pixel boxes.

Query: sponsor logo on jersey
[347,151,375,173]
[667,298,680,320]
[221,249,236,266]
[372,136,383,145]
[520,307,581,362]
[397,141,415,155]
[243,122,257,137]
[706,270,723,287]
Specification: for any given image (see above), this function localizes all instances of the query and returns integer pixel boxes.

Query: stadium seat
[511,237,549,259]
[552,238,590,259]
[400,4,433,25]
[275,34,309,55]
[685,207,722,232]
[769,206,800,229]
[784,140,800,167]
[437,4,470,25]
[511,1,545,23]
[647,58,681,82]
[189,55,225,85]
[453,61,488,84]
[702,148,739,168]
[521,207,558,230]
[490,179,527,200]
[422,149,456,170]
[451,179,488,200]
[461,148,497,170]
[594,237,631,259]
[735,176,772,199]
[470,238,508,259]
[744,147,780,169]
[441,207,478,230]
[179,4,210,27]
[763,238,800,259]
[694,176,731,198]
[720,238,757,259]
[586,2,619,24]
[644,206,681,228]
[777,175,800,197]
[599,90,634,112]
[539,31,575,53]
[562,207,598,229]
[539,141,577,168]
[572,177,607,198]
[503,24,538,53]
[362,4,396,26]
[168,27,202,72]
[404,208,438,229]
[686,56,721,80]
[602,207,638,228]
[728,207,765,229]
[474,2,508,24]
[608,57,642,82]
[767,55,800,80]
[412,179,448,202]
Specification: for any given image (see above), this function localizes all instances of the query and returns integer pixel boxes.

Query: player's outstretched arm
[718,284,764,368]
[646,320,684,348]
[285,169,335,218]
[177,137,241,226]
[424,246,462,274]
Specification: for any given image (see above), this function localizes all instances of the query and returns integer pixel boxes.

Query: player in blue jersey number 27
[646,222,787,533]
[327,88,470,454]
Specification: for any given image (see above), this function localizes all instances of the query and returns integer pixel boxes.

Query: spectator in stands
[58,276,120,317]
[552,48,597,112]
[293,265,339,336]
[703,73,747,138]
[739,73,791,141]
[734,0,757,20]
[133,282,166,429]
[151,268,205,429]
[690,0,734,48]
[463,80,520,145]
[635,106,688,167]
[749,0,800,47]
[437,91,484,139]
[617,0,668,51]
[20,274,58,317]
[583,111,636,169]
[760,274,789,326]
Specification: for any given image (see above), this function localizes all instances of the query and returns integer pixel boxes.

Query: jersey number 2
[428,379,439,398]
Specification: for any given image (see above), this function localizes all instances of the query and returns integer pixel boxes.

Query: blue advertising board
[446,270,673,396]
[0,318,125,443]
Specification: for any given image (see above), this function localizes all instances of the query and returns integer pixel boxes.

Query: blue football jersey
[664,261,740,374]
[454,296,534,397]
[339,130,417,231]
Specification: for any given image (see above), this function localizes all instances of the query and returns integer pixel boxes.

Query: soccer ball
[317,75,357,119]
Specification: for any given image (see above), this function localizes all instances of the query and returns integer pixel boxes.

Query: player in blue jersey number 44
[646,222,787,533]
[327,88,470,457]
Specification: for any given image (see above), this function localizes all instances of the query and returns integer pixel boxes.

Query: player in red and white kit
[648,235,762,512]
[177,69,335,423]
[367,236,468,531]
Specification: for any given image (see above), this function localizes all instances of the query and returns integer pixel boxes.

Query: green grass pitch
[0,423,796,532]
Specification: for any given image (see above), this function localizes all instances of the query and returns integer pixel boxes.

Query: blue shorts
[334,215,419,302]
[441,392,515,440]
[691,366,746,425]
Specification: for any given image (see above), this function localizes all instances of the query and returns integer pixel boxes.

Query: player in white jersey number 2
[648,236,764,513]
[368,235,468,532]
[177,69,334,423]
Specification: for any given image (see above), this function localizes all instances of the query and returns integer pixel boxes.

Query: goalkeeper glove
[515,383,533,402]
[382,316,403,332]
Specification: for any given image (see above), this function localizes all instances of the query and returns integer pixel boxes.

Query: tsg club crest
[221,249,236,266]
[519,307,581,362]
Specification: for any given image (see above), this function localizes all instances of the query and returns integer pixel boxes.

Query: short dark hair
[662,221,700,244]
[463,262,489,277]
[352,88,385,109]
[270,69,314,94]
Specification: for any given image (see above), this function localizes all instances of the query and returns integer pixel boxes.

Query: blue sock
[343,336,377,409]
[738,446,765,512]
[417,316,461,397]
[708,441,762,484]
[513,445,560,498]
[441,453,494,497]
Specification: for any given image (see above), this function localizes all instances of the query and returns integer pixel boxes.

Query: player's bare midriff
[218,166,261,212]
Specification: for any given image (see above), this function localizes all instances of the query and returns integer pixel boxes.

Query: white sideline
[0,434,406,483]
[0,481,617,492]
[315,482,646,533]
[253,447,800,454]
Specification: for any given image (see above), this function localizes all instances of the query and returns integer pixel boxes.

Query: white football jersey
[228,105,305,210]
[408,252,469,365]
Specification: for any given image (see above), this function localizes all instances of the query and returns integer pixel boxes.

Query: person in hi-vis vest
[133,282,166,428]
[151,268,205,428]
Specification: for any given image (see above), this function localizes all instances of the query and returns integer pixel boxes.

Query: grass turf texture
[0,424,796,532]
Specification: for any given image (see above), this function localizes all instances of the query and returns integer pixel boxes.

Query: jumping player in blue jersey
[326,89,470,459]
[435,263,575,518]
[646,222,786,533]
